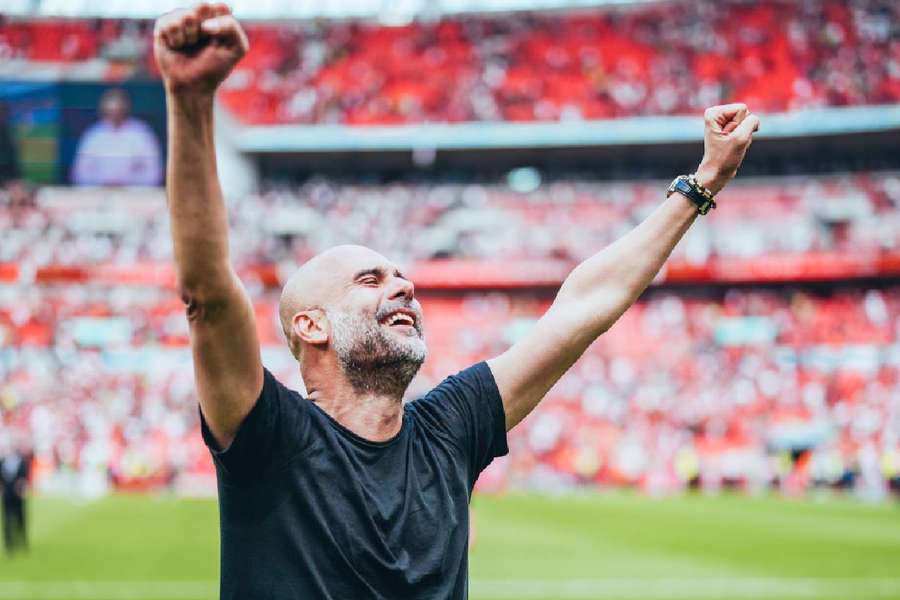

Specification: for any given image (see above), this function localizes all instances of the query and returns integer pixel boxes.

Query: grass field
[1,492,898,600]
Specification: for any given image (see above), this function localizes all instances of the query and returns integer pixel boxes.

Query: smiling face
[326,262,427,396]
[280,245,427,398]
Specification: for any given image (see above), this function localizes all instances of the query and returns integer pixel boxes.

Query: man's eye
[361,277,378,286]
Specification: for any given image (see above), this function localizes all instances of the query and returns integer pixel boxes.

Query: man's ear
[292,308,329,346]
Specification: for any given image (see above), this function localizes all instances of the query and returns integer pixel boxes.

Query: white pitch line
[0,582,216,600]
[0,578,898,600]
[470,578,900,599]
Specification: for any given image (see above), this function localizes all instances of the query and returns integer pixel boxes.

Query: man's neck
[306,381,404,443]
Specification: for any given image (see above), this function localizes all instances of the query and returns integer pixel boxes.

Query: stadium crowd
[1,172,899,271]
[2,0,898,124]
[0,283,898,498]
[1,174,899,498]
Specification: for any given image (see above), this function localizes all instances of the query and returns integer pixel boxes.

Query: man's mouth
[380,309,418,333]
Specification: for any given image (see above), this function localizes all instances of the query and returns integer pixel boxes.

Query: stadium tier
[2,0,899,124]
[1,173,899,287]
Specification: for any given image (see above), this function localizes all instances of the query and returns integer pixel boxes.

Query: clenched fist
[154,3,248,96]
[695,103,761,195]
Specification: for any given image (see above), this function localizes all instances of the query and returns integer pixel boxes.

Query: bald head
[278,244,426,397]
[279,245,401,354]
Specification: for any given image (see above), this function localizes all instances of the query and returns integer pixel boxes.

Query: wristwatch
[667,174,717,215]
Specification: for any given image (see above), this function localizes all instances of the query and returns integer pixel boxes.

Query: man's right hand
[154,3,248,96]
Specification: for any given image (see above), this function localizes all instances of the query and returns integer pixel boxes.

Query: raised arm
[488,104,760,430]
[155,4,262,448]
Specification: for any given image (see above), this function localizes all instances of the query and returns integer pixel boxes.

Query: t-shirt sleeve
[199,367,311,483]
[412,361,508,486]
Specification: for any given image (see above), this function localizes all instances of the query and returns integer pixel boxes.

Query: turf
[0,492,898,599]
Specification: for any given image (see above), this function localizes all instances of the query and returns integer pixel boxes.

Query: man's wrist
[166,88,215,113]
[694,162,726,196]
[164,84,216,107]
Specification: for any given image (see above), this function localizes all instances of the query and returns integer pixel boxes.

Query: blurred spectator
[0,434,31,555]
[71,88,162,187]
[0,103,20,185]
[0,103,30,209]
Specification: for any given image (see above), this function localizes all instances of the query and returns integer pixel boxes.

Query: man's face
[100,91,129,127]
[325,263,426,396]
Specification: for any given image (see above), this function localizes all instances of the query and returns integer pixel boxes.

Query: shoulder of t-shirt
[260,366,304,403]
[201,367,313,477]
[406,361,504,429]
[444,360,501,401]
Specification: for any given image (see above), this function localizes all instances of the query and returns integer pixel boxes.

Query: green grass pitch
[1,492,898,599]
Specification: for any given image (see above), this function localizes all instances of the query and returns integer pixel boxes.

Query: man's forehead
[280,245,405,315]
[327,246,398,278]
[306,246,407,290]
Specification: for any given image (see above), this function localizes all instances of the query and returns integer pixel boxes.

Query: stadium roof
[3,0,659,20]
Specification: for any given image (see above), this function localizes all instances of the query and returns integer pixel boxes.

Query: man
[0,102,21,186]
[0,101,30,208]
[0,436,31,556]
[154,4,759,598]
[71,88,163,187]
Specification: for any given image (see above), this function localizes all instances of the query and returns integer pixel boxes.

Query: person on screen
[71,88,162,187]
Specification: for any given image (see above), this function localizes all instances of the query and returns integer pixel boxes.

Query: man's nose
[388,277,415,302]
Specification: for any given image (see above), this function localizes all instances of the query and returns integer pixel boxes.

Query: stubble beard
[327,307,427,400]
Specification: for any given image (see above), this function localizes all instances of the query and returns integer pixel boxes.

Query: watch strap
[667,174,717,215]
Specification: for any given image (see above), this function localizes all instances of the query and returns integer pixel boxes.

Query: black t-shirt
[200,361,508,599]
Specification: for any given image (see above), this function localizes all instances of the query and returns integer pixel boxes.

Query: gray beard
[327,307,426,399]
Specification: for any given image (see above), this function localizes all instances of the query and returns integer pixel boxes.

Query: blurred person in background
[155,4,758,598]
[0,434,31,556]
[0,102,29,207]
[71,87,162,187]
[0,102,19,185]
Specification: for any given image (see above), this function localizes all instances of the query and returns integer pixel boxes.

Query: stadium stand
[1,174,899,497]
[2,0,899,124]
[2,172,899,271]
[1,281,898,497]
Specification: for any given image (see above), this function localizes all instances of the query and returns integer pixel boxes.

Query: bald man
[156,5,760,599]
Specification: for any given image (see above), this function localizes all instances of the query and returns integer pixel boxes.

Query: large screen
[0,80,166,186]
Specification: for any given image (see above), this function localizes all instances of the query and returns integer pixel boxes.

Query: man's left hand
[695,103,761,195]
